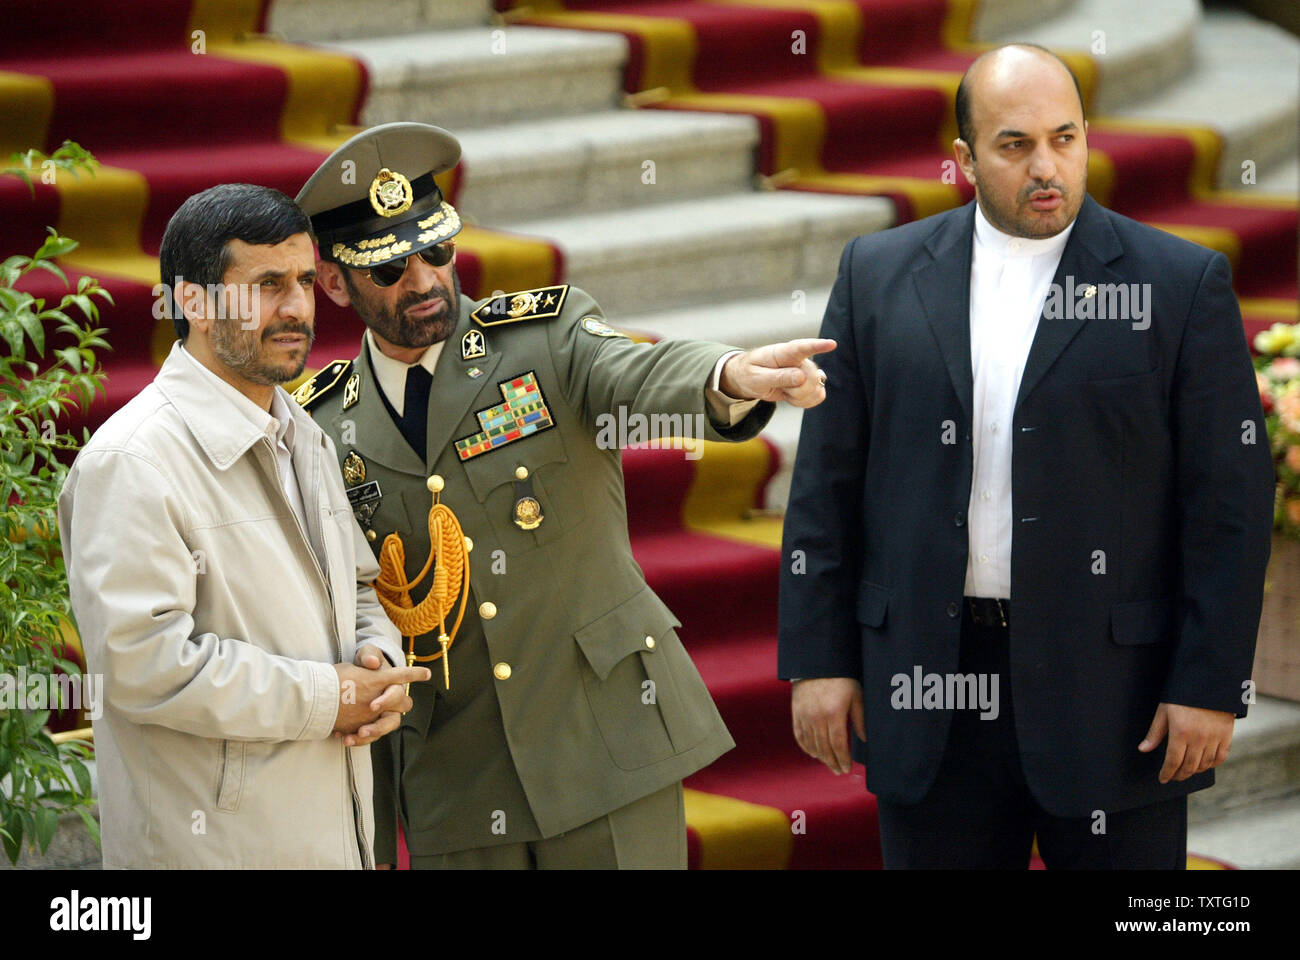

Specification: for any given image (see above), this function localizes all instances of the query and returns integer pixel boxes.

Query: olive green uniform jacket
[299,284,773,858]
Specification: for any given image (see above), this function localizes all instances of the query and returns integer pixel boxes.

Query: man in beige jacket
[58,184,429,868]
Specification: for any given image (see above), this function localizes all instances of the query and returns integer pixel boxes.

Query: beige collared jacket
[57,341,404,868]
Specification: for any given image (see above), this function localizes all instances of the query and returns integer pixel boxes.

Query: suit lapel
[1015,194,1125,412]
[423,299,502,470]
[914,203,976,423]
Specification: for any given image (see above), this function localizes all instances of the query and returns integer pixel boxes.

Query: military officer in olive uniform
[293,122,832,868]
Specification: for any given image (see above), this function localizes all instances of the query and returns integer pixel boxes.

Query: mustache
[1020,180,1067,201]
[400,284,452,314]
[262,323,315,340]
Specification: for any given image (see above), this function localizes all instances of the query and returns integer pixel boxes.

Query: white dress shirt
[365,328,443,418]
[964,204,1075,598]
[177,344,317,566]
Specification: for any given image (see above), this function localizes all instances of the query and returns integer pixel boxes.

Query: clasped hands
[791,677,1235,783]
[331,646,430,747]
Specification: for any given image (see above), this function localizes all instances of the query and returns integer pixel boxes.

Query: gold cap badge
[369,168,413,218]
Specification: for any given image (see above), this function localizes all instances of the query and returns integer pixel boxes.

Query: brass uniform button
[514,465,529,480]
[644,636,656,650]
[493,662,512,680]
[366,529,377,542]
[426,475,444,494]
[464,535,473,552]
[479,601,497,620]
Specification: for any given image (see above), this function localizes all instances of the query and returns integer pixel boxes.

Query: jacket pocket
[575,586,706,770]
[855,580,891,628]
[1109,598,1177,646]
[458,425,574,552]
[215,739,245,812]
[1082,368,1160,390]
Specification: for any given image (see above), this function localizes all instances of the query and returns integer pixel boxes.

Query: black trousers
[875,608,1187,869]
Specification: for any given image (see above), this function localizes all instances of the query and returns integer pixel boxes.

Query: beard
[210,315,314,386]
[343,267,461,349]
[975,174,1083,239]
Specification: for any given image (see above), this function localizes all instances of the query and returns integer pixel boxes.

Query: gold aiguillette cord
[372,475,471,694]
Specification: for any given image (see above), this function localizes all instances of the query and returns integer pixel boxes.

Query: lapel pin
[343,451,366,485]
[461,329,486,361]
[466,366,484,379]
[342,373,360,410]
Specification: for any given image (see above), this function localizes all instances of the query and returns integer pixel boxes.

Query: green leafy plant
[0,140,110,863]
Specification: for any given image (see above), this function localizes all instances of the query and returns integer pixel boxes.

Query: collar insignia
[461,329,486,361]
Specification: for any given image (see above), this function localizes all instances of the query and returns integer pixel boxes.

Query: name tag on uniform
[347,481,382,508]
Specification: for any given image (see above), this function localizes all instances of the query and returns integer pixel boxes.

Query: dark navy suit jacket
[777,194,1275,817]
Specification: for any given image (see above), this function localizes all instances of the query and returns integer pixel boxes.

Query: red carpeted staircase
[2,0,565,440]
[5,0,1287,869]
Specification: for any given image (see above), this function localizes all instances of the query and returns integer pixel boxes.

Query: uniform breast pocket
[458,426,579,553]
[574,586,712,771]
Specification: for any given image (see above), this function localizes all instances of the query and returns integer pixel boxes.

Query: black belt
[964,596,1009,628]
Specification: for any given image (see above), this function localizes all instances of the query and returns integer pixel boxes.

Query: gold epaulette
[471,284,569,328]
[291,360,352,410]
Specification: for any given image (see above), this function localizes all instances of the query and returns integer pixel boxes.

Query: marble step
[268,0,491,41]
[319,26,628,131]
[494,192,892,318]
[612,285,830,350]
[1188,695,1300,824]
[1108,8,1300,189]
[973,0,1076,39]
[1250,155,1300,196]
[454,110,759,224]
[982,0,1201,112]
[1189,792,1300,869]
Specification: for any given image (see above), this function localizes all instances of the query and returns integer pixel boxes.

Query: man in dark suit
[777,43,1275,868]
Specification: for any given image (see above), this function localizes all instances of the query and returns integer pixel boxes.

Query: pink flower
[1279,390,1300,434]
[1268,357,1300,381]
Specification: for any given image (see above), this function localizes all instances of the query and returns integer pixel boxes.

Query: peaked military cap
[296,122,464,271]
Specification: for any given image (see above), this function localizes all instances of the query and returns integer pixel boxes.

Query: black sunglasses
[366,241,456,288]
